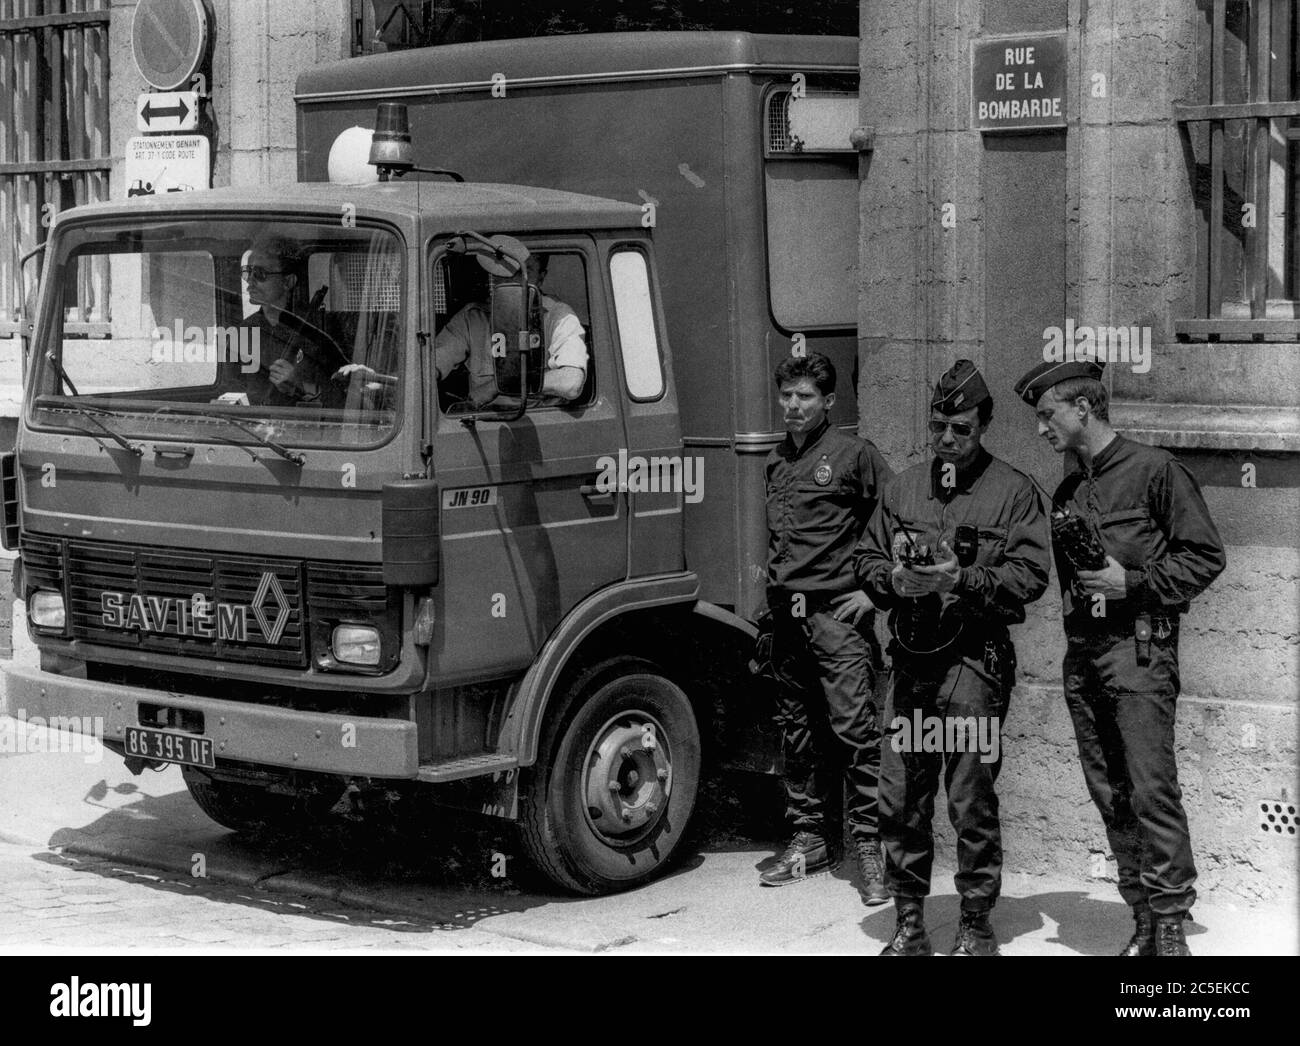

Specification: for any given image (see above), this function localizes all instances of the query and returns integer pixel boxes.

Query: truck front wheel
[182,768,344,836]
[521,664,701,895]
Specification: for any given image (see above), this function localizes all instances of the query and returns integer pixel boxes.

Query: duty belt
[1068,610,1177,666]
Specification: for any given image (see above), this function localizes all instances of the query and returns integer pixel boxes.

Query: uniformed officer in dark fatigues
[759,353,893,904]
[854,360,1050,955]
[1015,359,1226,957]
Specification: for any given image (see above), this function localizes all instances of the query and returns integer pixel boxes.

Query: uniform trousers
[879,637,1013,908]
[1062,621,1196,915]
[771,607,881,843]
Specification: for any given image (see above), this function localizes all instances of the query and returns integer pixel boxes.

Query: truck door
[428,237,628,681]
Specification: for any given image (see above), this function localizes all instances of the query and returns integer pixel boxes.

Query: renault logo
[249,571,292,645]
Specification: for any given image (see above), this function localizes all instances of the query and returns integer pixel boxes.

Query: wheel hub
[584,714,672,839]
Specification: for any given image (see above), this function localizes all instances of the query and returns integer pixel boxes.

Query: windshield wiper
[66,412,144,457]
[149,406,306,466]
[41,363,144,456]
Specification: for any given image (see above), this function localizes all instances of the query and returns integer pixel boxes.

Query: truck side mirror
[489,280,544,400]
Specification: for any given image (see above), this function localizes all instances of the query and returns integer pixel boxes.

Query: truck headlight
[29,590,65,629]
[331,624,381,666]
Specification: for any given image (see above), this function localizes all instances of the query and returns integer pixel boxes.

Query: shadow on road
[31,767,753,937]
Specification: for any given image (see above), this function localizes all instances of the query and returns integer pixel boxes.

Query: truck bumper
[4,665,419,779]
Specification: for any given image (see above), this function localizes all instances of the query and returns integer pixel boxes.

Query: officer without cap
[758,353,893,904]
[1014,359,1225,957]
[854,360,1050,955]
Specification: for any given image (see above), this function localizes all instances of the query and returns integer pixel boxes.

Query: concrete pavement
[1,700,1295,955]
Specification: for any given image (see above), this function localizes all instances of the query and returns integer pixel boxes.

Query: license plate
[123,726,215,769]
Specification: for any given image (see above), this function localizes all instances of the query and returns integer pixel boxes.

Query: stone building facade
[858,0,1298,902]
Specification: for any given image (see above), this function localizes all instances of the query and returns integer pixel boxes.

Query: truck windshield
[30,219,404,449]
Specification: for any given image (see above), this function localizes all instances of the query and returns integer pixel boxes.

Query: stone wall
[858,0,1300,904]
[106,0,348,193]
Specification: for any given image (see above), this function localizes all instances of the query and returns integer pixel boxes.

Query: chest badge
[813,458,833,486]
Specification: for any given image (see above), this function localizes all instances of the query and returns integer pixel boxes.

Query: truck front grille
[20,534,388,670]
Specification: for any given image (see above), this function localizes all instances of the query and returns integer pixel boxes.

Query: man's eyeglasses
[241,265,284,281]
[928,419,976,437]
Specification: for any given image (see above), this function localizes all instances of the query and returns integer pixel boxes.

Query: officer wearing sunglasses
[853,360,1050,956]
[237,236,344,408]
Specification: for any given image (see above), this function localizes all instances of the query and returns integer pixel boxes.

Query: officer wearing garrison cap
[854,360,1050,955]
[1014,359,1225,957]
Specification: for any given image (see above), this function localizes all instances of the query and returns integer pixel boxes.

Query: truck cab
[4,176,757,895]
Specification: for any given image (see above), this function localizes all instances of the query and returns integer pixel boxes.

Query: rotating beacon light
[368,102,414,181]
[365,103,464,183]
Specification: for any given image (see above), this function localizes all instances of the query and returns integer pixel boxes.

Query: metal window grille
[764,85,859,156]
[339,251,402,311]
[0,0,111,334]
[766,90,792,152]
[351,0,439,56]
[1175,0,1300,338]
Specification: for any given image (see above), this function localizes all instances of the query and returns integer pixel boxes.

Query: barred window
[0,0,111,338]
[1176,0,1300,338]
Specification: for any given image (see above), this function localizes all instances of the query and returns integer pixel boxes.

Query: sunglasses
[928,419,976,437]
[241,265,285,281]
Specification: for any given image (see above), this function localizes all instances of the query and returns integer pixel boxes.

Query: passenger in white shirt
[435,254,587,406]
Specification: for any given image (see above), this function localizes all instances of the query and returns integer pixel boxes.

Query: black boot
[950,905,999,956]
[879,899,932,955]
[759,831,831,886]
[1119,905,1156,956]
[853,838,889,907]
[1155,913,1192,956]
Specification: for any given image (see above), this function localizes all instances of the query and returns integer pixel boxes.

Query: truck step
[415,753,519,783]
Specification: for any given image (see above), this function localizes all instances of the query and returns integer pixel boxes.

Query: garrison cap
[931,359,991,415]
[1013,359,1106,406]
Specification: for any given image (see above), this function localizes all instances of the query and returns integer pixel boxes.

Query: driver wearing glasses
[235,236,345,409]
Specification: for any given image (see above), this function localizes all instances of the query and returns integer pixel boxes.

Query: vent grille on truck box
[19,534,387,670]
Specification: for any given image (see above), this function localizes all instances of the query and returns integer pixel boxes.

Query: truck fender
[499,571,714,766]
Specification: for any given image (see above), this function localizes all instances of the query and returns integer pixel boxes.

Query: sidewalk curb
[50,836,296,891]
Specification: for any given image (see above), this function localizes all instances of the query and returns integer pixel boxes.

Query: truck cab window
[609,248,664,400]
[32,220,404,450]
[433,249,592,413]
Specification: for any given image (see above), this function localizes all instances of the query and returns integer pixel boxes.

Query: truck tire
[520,662,702,895]
[182,768,343,836]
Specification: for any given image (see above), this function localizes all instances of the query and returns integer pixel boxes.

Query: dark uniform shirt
[855,448,1050,630]
[239,309,346,409]
[1054,435,1225,628]
[765,419,892,600]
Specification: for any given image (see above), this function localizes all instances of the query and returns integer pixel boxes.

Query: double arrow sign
[136,90,200,133]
